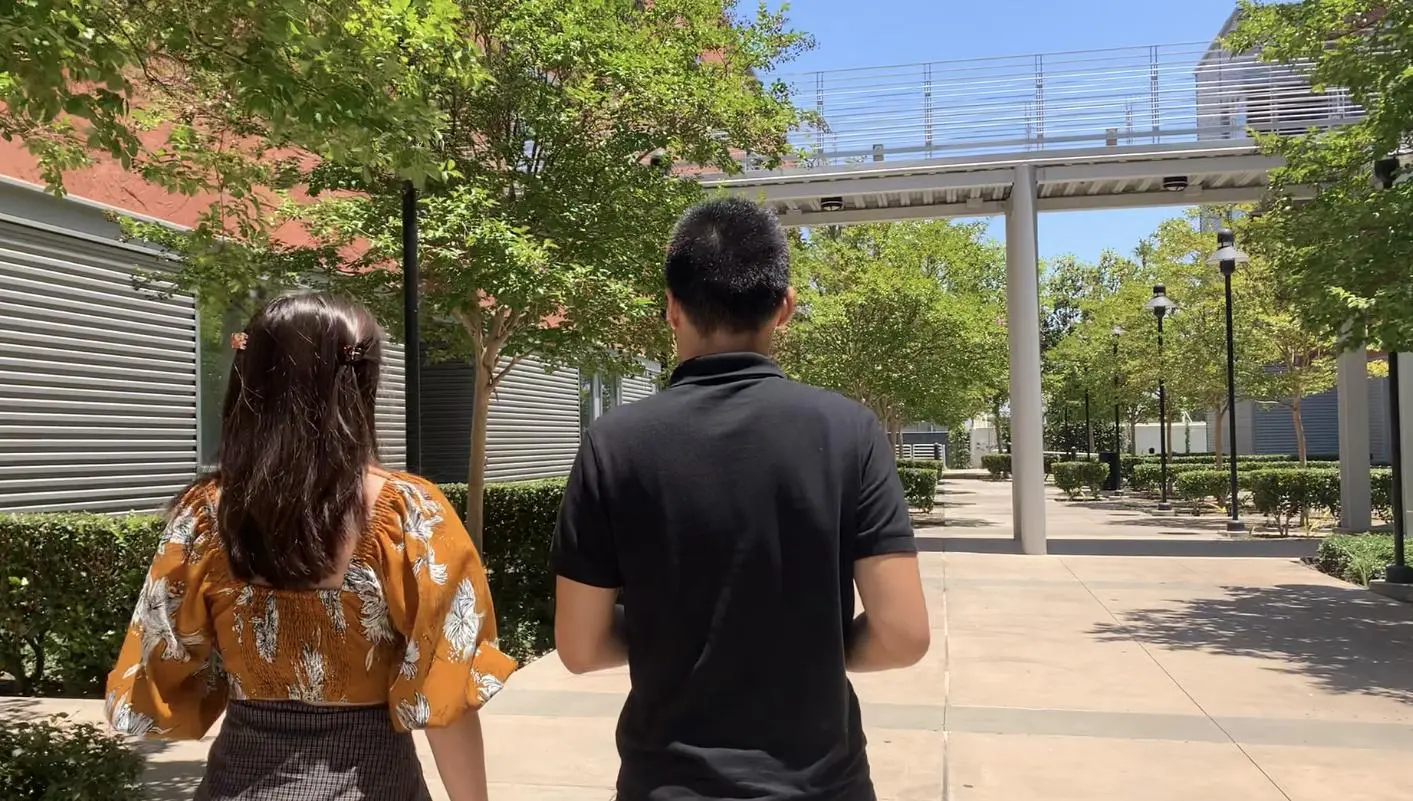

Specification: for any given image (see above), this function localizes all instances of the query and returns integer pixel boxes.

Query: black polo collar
[669,352,786,387]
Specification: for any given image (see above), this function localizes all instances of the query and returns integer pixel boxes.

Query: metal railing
[754,42,1361,170]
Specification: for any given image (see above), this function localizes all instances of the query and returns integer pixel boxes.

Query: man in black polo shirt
[553,197,930,801]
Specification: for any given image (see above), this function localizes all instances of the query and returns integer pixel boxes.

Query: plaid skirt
[195,701,431,801]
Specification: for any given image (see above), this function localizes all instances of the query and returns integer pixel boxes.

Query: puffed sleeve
[105,485,227,740]
[384,477,517,731]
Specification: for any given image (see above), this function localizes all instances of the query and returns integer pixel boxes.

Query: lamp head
[1146,284,1178,320]
[1206,228,1249,274]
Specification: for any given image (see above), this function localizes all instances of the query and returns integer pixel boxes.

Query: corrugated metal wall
[0,218,198,513]
[485,356,581,482]
[420,361,476,485]
[620,364,659,404]
[375,340,407,470]
[421,356,583,485]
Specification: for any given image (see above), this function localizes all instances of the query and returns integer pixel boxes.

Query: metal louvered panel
[421,361,476,485]
[0,219,198,513]
[376,340,407,470]
[485,355,580,482]
[621,361,660,404]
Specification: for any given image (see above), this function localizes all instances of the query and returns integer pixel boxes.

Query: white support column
[1337,346,1371,531]
[1005,164,1047,555]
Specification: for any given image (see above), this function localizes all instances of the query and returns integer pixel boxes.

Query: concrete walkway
[8,479,1413,800]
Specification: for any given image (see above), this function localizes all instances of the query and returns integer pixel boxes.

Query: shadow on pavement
[916,535,1319,558]
[1103,515,1250,531]
[1090,583,1413,703]
[939,518,997,528]
[140,758,206,800]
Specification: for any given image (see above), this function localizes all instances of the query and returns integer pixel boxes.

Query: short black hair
[665,197,789,334]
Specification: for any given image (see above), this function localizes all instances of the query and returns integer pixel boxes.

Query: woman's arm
[426,709,489,801]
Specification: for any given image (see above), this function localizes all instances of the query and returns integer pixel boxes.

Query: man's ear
[665,291,684,333]
[774,286,797,330]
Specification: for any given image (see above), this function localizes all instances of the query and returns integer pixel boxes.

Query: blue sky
[766,0,1245,262]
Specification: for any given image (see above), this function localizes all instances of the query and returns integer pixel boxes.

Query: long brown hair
[213,293,383,588]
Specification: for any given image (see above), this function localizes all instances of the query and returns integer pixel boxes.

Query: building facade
[0,163,661,512]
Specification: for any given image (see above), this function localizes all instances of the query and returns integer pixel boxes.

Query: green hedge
[898,468,939,513]
[1174,469,1232,506]
[897,458,945,473]
[1246,467,1341,536]
[1373,467,1394,522]
[0,479,565,698]
[981,453,1011,479]
[441,479,565,664]
[0,716,145,800]
[1315,533,1395,585]
[1052,461,1107,500]
[0,513,161,697]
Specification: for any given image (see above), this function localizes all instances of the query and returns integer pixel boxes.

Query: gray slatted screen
[376,340,407,470]
[485,355,580,482]
[0,218,198,512]
[620,364,659,404]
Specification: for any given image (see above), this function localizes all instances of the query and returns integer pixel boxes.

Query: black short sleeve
[553,432,623,588]
[854,418,918,560]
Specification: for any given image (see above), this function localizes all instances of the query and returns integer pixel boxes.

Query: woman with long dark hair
[105,293,514,801]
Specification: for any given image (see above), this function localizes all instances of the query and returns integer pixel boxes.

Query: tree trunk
[465,357,494,554]
[1213,406,1225,469]
[1128,416,1137,455]
[1292,395,1307,466]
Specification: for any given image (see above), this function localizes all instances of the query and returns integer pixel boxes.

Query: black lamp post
[1374,151,1412,583]
[1112,325,1124,486]
[402,181,422,474]
[1207,228,1248,534]
[1146,285,1178,512]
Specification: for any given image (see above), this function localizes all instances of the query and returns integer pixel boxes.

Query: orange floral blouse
[104,472,516,739]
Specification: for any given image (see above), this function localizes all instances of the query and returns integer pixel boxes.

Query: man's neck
[678,340,772,362]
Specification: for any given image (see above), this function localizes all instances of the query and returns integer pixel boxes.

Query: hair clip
[339,343,367,365]
[230,333,248,351]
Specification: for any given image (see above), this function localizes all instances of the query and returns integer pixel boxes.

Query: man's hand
[554,577,629,674]
[846,553,929,672]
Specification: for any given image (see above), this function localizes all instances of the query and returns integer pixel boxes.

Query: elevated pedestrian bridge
[702,42,1356,226]
[701,41,1363,554]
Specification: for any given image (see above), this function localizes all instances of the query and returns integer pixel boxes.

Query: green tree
[130,0,813,548]
[780,221,1006,438]
[1,0,465,201]
[1229,0,1413,353]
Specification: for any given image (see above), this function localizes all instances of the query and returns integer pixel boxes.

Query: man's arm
[845,418,930,672]
[551,432,628,674]
[554,581,628,674]
[847,554,929,672]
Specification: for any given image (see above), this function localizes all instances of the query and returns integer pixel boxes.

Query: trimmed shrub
[898,468,940,513]
[442,479,566,663]
[1373,467,1394,523]
[0,716,146,800]
[981,453,1011,479]
[0,479,566,697]
[0,513,162,697]
[1174,469,1232,507]
[1315,533,1395,586]
[897,458,945,473]
[1129,461,1209,494]
[1052,460,1107,500]
[1247,467,1341,535]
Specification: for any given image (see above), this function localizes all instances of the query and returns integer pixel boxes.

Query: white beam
[1006,164,1047,555]
[777,199,1005,227]
[772,185,1271,228]
[1037,154,1281,184]
[739,168,1014,204]
[700,140,1264,187]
